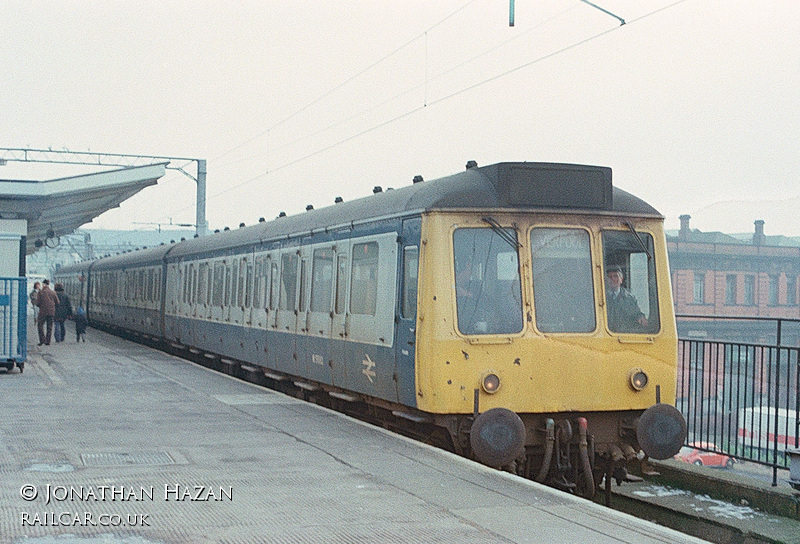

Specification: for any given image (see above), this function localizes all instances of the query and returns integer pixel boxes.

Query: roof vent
[278,212,286,218]
[466,160,478,169]
[335,196,343,203]
[413,175,423,184]
[306,205,314,211]
[373,186,382,194]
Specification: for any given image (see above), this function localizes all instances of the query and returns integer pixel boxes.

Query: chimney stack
[679,214,691,240]
[753,220,766,246]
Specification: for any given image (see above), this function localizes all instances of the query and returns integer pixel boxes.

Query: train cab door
[274,247,300,374]
[395,217,421,406]
[330,239,351,388]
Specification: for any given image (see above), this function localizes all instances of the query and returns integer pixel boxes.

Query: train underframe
[434,410,655,500]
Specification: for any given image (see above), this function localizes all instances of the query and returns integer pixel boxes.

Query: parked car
[674,442,735,468]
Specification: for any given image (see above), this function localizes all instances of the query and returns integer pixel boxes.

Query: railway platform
[0,318,709,544]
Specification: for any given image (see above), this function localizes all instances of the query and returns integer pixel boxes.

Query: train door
[395,217,421,406]
[345,233,398,400]
[293,240,312,377]
[197,262,210,321]
[330,239,351,387]
[251,254,269,330]
[210,260,225,322]
[242,252,254,327]
[265,252,280,370]
[231,255,248,326]
[274,247,300,374]
[306,244,335,385]
[166,263,180,340]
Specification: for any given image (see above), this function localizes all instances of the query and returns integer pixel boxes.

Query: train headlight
[628,368,649,391]
[481,373,501,394]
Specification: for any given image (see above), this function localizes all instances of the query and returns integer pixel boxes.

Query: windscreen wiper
[624,221,652,261]
[482,217,521,250]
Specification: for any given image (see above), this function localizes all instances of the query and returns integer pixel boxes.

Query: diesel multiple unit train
[56,161,686,498]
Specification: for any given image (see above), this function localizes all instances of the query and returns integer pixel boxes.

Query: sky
[2,0,799,237]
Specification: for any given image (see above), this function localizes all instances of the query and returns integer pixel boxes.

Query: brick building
[667,215,800,344]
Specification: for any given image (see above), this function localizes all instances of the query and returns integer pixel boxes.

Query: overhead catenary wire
[214,3,579,171]
[211,0,482,165]
[167,0,689,220]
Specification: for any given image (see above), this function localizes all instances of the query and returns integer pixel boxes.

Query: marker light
[628,368,649,391]
[482,373,501,394]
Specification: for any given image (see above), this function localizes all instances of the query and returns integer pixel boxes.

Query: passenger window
[299,259,308,312]
[350,242,378,316]
[602,230,660,334]
[269,262,279,310]
[310,249,334,312]
[530,228,596,333]
[230,260,238,307]
[198,263,208,305]
[224,261,231,307]
[453,228,523,335]
[238,258,247,307]
[279,253,299,311]
[254,257,269,310]
[245,259,253,308]
[213,262,225,307]
[335,254,347,314]
[185,265,193,305]
[401,247,419,319]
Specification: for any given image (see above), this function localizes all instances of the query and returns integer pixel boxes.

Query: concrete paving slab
[0,319,709,544]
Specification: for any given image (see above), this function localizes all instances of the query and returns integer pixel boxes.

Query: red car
[674,442,735,468]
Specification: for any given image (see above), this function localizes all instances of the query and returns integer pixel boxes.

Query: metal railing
[676,315,800,486]
[0,277,27,363]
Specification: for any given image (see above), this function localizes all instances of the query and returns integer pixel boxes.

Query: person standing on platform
[29,281,40,322]
[74,306,87,342]
[36,279,59,346]
[53,283,72,343]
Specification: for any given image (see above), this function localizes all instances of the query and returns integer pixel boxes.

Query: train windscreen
[453,228,524,335]
[530,228,596,333]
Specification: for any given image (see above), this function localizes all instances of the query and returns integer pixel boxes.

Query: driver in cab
[605,266,648,333]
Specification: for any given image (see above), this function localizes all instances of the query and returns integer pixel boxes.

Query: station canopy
[0,163,166,254]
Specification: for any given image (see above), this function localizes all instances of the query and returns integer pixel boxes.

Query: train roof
[64,162,661,271]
